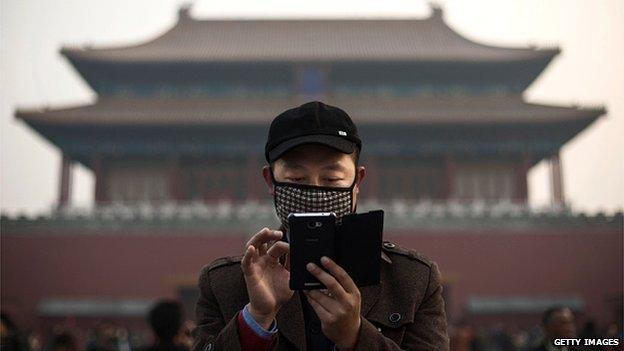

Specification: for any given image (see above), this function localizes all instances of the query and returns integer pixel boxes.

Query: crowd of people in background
[1,300,193,351]
[2,304,622,351]
[450,307,623,351]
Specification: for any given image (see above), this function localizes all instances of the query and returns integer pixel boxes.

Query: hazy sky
[1,0,623,215]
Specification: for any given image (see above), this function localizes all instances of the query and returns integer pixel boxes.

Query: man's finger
[252,242,260,262]
[241,245,256,278]
[320,256,358,294]
[245,228,282,250]
[307,289,342,312]
[306,263,348,301]
[304,291,333,321]
[259,242,269,257]
[266,241,290,261]
[284,253,291,271]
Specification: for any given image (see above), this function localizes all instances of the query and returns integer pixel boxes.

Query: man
[49,332,79,351]
[530,306,577,351]
[144,300,192,351]
[192,101,449,350]
[0,313,29,351]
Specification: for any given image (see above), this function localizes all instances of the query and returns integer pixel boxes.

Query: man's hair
[147,300,184,342]
[269,148,360,171]
[542,306,570,326]
[50,332,78,351]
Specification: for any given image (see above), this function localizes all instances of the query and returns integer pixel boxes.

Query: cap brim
[268,134,356,162]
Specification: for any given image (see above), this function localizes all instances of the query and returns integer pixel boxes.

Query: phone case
[335,210,383,287]
[288,213,336,290]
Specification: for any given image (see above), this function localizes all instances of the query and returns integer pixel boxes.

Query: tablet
[335,210,383,287]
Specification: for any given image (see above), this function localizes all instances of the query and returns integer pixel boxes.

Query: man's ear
[262,165,275,196]
[353,165,366,195]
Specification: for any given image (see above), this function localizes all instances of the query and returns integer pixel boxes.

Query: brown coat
[192,242,449,351]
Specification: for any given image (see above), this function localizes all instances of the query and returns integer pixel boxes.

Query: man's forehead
[280,159,349,171]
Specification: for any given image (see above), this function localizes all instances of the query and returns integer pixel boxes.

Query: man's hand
[304,256,362,350]
[241,227,293,329]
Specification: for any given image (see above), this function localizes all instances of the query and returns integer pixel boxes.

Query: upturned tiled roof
[61,8,558,64]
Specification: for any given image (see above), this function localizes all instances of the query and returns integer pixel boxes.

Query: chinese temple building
[2,5,622,338]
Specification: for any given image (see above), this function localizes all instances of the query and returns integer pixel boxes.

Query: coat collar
[276,292,306,350]
[276,283,382,351]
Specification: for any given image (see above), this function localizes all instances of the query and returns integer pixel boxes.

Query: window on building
[108,162,169,203]
[374,164,444,200]
[181,159,249,201]
[453,162,515,202]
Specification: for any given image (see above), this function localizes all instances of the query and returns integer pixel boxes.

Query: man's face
[262,143,366,211]
[546,308,576,339]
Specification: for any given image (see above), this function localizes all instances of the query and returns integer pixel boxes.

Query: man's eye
[326,178,343,182]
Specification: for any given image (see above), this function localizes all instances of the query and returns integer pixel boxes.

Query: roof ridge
[60,8,555,64]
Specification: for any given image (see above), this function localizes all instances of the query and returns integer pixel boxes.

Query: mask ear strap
[269,166,278,184]
[350,166,358,213]
[349,164,359,189]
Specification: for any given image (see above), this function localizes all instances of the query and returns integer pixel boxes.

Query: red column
[246,155,259,200]
[58,153,72,208]
[168,156,182,202]
[92,155,107,204]
[514,152,531,203]
[550,152,565,207]
[443,154,456,200]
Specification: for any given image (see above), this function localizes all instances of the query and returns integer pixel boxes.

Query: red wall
[2,228,622,330]
[1,233,247,329]
[387,229,623,326]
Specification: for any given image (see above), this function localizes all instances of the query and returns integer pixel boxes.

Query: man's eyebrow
[282,161,306,170]
[322,163,348,172]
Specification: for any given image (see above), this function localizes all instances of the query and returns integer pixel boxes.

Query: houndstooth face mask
[271,170,356,233]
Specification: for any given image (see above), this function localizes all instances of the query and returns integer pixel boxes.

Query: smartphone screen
[288,212,336,290]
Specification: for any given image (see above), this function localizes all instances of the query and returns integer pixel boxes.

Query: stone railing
[1,200,622,235]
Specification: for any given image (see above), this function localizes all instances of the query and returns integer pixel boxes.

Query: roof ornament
[428,1,444,20]
[178,3,193,21]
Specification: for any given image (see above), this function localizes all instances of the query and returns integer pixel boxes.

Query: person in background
[579,320,599,341]
[86,324,117,351]
[1,312,29,351]
[603,323,623,351]
[530,306,577,351]
[48,332,78,351]
[143,300,191,351]
[450,320,478,351]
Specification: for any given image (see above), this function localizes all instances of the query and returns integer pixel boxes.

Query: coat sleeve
[352,262,450,351]
[191,266,243,351]
[191,266,281,351]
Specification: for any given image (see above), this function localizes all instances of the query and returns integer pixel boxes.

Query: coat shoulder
[198,255,244,285]
[207,255,244,271]
[196,255,249,322]
[381,240,434,269]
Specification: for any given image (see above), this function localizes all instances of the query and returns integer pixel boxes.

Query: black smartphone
[335,210,383,287]
[288,212,336,290]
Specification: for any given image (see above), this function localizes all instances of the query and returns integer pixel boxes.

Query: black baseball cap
[265,101,362,163]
